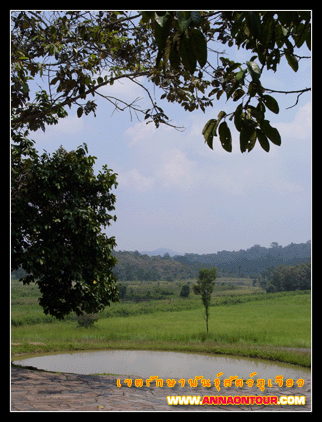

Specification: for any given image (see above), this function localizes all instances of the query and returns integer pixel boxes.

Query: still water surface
[13,350,310,380]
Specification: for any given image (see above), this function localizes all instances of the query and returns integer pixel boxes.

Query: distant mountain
[113,241,311,282]
[140,248,182,257]
[173,241,311,275]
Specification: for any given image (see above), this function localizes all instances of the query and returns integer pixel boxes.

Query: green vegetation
[11,278,311,368]
[12,144,119,320]
[12,12,310,153]
[111,242,311,281]
[265,260,311,292]
[193,268,217,333]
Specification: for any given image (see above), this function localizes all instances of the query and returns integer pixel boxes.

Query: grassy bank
[11,279,311,367]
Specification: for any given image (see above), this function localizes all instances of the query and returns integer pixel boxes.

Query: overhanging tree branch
[262,87,311,95]
[262,86,311,109]
[11,11,311,152]
[12,70,150,130]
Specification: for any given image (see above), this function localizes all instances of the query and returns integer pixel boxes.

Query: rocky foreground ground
[11,366,311,411]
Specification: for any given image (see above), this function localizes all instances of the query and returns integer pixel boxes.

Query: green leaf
[240,125,256,153]
[50,77,59,86]
[275,23,288,48]
[233,88,245,101]
[155,11,171,28]
[218,121,232,152]
[77,107,83,118]
[284,51,298,72]
[247,81,257,97]
[231,12,245,38]
[22,83,29,94]
[169,42,180,70]
[226,80,238,101]
[262,94,279,114]
[202,119,217,149]
[154,12,173,51]
[176,11,192,33]
[215,111,226,134]
[189,29,207,68]
[256,128,270,152]
[191,11,201,24]
[292,23,308,48]
[246,61,261,83]
[260,120,281,146]
[155,49,163,68]
[246,12,261,38]
[140,11,154,23]
[203,112,228,150]
[236,69,247,85]
[179,35,197,74]
[180,11,191,20]
[234,104,243,132]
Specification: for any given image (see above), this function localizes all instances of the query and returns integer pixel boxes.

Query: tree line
[112,241,311,281]
[175,241,311,275]
[112,250,201,281]
[265,259,311,292]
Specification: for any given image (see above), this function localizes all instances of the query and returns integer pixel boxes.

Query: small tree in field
[180,283,190,298]
[193,268,217,334]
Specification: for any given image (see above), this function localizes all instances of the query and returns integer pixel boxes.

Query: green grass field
[11,279,311,367]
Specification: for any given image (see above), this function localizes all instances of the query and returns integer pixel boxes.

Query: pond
[13,350,310,380]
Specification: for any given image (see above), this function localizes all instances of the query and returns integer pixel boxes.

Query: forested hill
[12,241,311,283]
[112,250,200,281]
[113,241,311,281]
[174,241,311,276]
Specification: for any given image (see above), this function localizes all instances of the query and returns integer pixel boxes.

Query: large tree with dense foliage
[11,142,119,319]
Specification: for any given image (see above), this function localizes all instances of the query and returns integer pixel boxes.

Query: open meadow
[11,278,311,367]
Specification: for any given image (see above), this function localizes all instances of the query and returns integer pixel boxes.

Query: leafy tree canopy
[11,11,311,153]
[11,142,119,319]
[266,259,311,292]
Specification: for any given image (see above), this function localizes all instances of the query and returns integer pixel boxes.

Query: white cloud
[119,99,311,199]
[98,75,150,110]
[124,121,157,145]
[32,113,84,142]
[54,114,85,134]
[117,168,155,192]
[275,101,311,141]
[157,148,199,192]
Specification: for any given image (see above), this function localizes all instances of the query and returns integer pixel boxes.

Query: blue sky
[31,38,311,255]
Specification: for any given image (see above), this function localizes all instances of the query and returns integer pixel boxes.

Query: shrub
[180,284,190,298]
[76,313,99,328]
[266,284,277,293]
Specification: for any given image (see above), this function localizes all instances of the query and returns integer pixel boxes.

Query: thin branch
[96,90,143,113]
[263,86,311,109]
[262,87,311,95]
[12,70,150,128]
[286,90,309,110]
[115,12,142,24]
